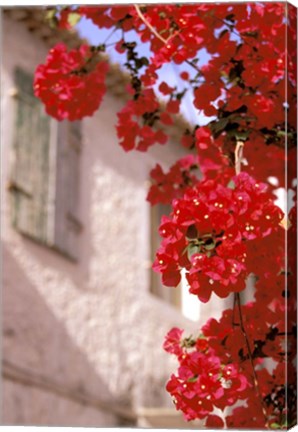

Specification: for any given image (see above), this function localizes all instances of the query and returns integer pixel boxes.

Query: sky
[76,16,214,126]
[76,7,293,218]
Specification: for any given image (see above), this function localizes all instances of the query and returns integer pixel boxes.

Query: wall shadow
[2,243,133,427]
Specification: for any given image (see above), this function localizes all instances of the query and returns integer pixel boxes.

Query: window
[150,203,201,321]
[9,67,82,261]
[150,203,182,308]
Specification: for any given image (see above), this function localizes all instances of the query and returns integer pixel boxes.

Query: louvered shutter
[10,68,83,261]
[53,121,82,261]
[10,68,51,244]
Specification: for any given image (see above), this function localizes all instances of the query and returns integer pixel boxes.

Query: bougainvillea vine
[35,2,297,429]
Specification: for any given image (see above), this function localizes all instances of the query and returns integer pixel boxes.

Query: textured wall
[1,15,204,427]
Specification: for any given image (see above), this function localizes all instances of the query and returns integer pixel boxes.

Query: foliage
[35,3,297,429]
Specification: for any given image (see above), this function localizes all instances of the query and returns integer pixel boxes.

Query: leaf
[67,12,82,27]
[182,337,196,348]
[219,29,229,38]
[45,9,56,21]
[176,90,187,101]
[187,244,201,260]
[204,240,216,251]
[186,224,198,240]
[227,180,236,189]
[226,13,235,21]
[242,31,259,39]
[211,117,229,135]
[270,423,281,429]
[187,375,198,383]
[45,9,58,28]
[235,130,250,141]
[140,56,149,66]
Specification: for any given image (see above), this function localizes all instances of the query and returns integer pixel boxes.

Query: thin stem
[235,293,268,427]
[233,141,268,426]
[134,4,181,46]
[185,59,202,76]
[134,5,168,45]
[103,26,118,44]
[232,293,238,327]
[235,140,244,175]
[214,16,255,49]
[105,41,120,48]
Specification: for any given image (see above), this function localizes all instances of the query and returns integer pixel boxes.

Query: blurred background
[1,7,227,428]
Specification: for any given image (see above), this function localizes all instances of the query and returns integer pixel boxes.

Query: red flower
[166,99,180,114]
[159,81,174,95]
[153,172,283,301]
[195,338,208,352]
[147,155,200,205]
[163,327,184,355]
[34,43,108,120]
[206,414,224,428]
[180,71,189,81]
[116,90,167,152]
[164,331,250,422]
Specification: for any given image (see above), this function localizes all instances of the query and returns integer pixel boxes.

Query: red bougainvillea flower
[34,43,108,120]
[116,89,168,152]
[164,328,250,422]
[79,6,134,30]
[153,172,283,301]
[164,285,293,426]
[147,155,200,205]
[163,327,184,356]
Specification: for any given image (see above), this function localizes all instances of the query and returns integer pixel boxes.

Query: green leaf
[140,56,149,66]
[227,180,236,189]
[45,9,58,28]
[211,117,229,135]
[187,375,198,383]
[45,9,56,21]
[204,240,216,251]
[270,423,281,429]
[67,12,81,27]
[276,130,292,138]
[187,244,201,260]
[182,336,196,348]
[219,29,229,38]
[176,90,187,101]
[242,31,259,39]
[226,13,235,21]
[235,130,250,141]
[186,224,198,240]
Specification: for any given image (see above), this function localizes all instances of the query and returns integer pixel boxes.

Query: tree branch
[134,5,168,45]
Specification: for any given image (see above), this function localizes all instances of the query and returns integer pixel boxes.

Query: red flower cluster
[153,172,283,302]
[79,6,134,31]
[163,328,250,423]
[147,155,200,205]
[34,3,297,428]
[34,43,108,120]
[116,89,168,152]
[164,281,296,428]
[200,299,296,428]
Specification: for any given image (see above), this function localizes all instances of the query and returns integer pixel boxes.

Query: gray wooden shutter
[53,121,82,261]
[10,67,51,244]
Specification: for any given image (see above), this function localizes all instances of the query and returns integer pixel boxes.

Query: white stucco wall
[1,14,205,427]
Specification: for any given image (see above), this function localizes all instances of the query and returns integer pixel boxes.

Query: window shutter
[53,121,82,261]
[10,68,51,244]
